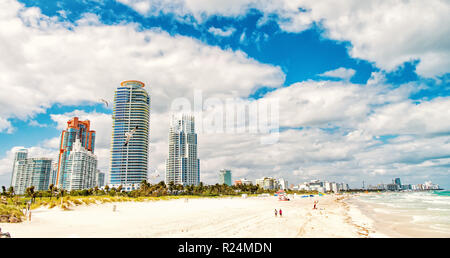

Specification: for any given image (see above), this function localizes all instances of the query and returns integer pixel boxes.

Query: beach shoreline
[345,192,450,238]
[0,194,380,238]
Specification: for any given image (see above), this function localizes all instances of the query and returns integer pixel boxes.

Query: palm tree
[48,184,54,200]
[184,185,192,195]
[26,186,36,203]
[140,180,148,189]
[25,186,31,197]
[52,186,58,199]
[59,189,66,198]
[7,186,14,199]
[168,181,175,194]
[194,182,204,195]
[157,181,166,189]
[109,188,117,196]
[93,186,99,195]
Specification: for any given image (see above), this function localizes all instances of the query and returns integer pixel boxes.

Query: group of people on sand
[274,200,319,217]
[274,208,282,217]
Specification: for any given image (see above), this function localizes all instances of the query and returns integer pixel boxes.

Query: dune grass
[0,204,24,221]
[2,194,257,215]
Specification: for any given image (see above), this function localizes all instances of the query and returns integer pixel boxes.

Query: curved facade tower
[110,80,150,191]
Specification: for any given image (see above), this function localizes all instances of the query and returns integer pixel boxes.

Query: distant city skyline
[0,0,449,190]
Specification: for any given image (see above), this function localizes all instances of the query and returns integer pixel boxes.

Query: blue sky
[0,0,449,189]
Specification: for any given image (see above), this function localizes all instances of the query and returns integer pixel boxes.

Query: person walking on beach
[274,209,278,217]
[279,209,282,217]
[313,200,319,209]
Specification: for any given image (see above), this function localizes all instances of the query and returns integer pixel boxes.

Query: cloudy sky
[0,0,449,189]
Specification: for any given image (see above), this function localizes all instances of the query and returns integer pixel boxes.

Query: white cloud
[0,0,285,129]
[1,0,449,188]
[28,120,48,128]
[0,0,284,185]
[0,117,14,133]
[208,26,236,37]
[188,78,450,186]
[42,137,61,149]
[311,0,450,78]
[117,0,450,78]
[360,97,450,136]
[319,67,355,81]
[117,0,256,19]
[2,80,449,188]
[355,135,450,174]
[262,79,414,129]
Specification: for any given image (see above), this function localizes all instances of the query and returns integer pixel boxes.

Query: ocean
[352,190,450,237]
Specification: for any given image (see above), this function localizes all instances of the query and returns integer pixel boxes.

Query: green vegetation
[0,181,263,216]
[127,180,262,198]
[0,204,23,222]
[0,181,337,223]
[0,191,24,223]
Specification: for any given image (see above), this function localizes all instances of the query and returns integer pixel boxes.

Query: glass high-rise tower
[56,117,96,189]
[218,169,232,186]
[109,80,150,191]
[10,148,28,188]
[165,114,200,186]
[11,151,52,195]
[64,137,98,191]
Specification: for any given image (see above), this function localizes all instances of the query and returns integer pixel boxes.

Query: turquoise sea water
[433,190,450,196]
[354,191,450,236]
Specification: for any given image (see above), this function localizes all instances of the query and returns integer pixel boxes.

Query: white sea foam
[355,191,450,236]
[373,208,393,214]
[427,207,450,212]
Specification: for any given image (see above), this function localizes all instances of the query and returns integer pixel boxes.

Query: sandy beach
[0,195,376,238]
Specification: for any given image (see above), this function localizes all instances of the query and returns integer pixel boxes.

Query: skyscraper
[394,178,402,187]
[10,148,28,188]
[109,80,150,191]
[96,170,105,187]
[56,117,96,189]
[12,154,52,195]
[218,169,232,186]
[49,161,58,186]
[278,178,288,190]
[63,137,98,191]
[166,114,200,186]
